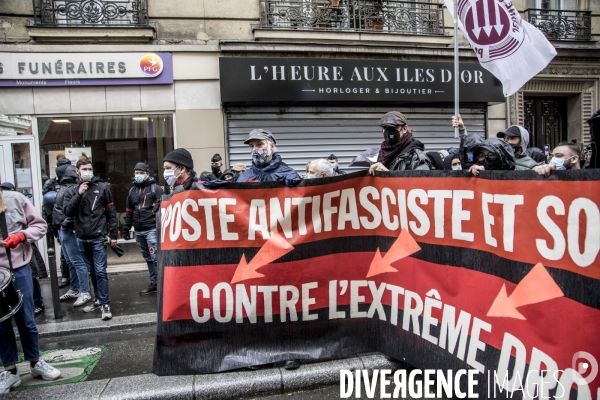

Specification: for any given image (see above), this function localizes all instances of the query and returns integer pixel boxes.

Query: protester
[163,148,205,193]
[426,151,444,170]
[0,183,46,315]
[469,138,516,176]
[231,163,247,182]
[0,189,61,393]
[442,154,462,171]
[497,125,538,170]
[327,154,346,175]
[369,111,431,174]
[534,142,582,177]
[41,158,72,289]
[199,171,217,182]
[211,154,223,179]
[122,163,164,295]
[526,147,547,164]
[307,159,335,179]
[452,114,485,170]
[65,158,117,320]
[221,169,235,181]
[583,144,592,168]
[53,165,92,308]
[237,129,301,186]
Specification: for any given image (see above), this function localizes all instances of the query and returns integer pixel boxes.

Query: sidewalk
[6,272,406,399]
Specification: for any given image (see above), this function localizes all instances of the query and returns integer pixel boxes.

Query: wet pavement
[36,271,157,323]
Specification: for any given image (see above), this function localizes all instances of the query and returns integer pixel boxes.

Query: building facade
[0,0,598,200]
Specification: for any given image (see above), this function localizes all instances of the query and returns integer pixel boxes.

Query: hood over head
[475,138,516,170]
[59,165,79,184]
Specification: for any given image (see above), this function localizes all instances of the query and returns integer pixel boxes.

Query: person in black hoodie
[369,111,431,174]
[65,158,118,321]
[163,148,205,194]
[53,165,92,308]
[122,162,164,295]
[469,138,516,176]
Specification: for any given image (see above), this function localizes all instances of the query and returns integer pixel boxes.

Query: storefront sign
[0,52,173,86]
[220,57,505,103]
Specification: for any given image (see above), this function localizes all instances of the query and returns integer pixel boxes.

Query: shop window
[37,114,174,227]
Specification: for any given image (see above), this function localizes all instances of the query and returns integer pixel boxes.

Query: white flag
[445,0,556,96]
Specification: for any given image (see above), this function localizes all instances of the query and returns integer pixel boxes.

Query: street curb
[4,353,403,400]
[16,312,157,339]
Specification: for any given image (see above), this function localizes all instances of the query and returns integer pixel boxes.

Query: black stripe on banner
[158,236,600,310]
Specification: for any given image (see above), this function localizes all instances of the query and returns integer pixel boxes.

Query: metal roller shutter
[226,107,486,173]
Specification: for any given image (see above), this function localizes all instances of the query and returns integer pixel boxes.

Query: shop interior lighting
[132,117,149,121]
[52,119,71,124]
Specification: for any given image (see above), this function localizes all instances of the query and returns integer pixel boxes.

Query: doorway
[0,136,43,209]
[523,97,568,150]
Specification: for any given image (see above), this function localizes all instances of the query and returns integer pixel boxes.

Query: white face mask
[80,171,93,182]
[452,165,462,171]
[306,174,316,179]
[163,168,180,186]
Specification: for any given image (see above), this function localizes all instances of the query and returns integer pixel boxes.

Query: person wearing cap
[468,138,516,176]
[237,129,301,186]
[211,154,224,179]
[496,125,538,170]
[534,142,582,177]
[231,163,247,182]
[163,148,205,194]
[122,163,164,295]
[327,154,346,175]
[369,111,431,174]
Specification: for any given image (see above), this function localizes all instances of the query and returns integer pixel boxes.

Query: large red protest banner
[154,170,600,399]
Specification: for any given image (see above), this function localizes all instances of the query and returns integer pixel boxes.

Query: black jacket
[122,177,164,232]
[387,140,431,171]
[64,177,118,240]
[52,165,79,231]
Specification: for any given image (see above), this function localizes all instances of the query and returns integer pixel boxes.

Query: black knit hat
[163,148,194,169]
[211,154,222,162]
[327,154,338,161]
[134,162,150,172]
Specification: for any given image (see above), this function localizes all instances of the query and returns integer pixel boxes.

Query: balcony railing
[259,0,445,36]
[32,0,150,27]
[526,8,591,41]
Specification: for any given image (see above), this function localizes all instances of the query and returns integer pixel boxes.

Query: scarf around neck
[377,131,414,167]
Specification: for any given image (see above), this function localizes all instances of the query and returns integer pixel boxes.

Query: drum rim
[0,267,12,288]
[0,291,23,323]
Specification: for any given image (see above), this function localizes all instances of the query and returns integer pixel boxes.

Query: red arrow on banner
[487,263,564,320]
[231,232,294,284]
[366,229,421,278]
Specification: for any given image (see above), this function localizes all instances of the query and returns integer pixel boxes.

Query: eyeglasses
[476,153,499,161]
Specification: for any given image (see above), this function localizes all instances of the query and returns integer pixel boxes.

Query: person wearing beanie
[210,154,223,179]
[163,148,205,194]
[122,162,164,295]
[327,154,346,175]
[41,157,73,288]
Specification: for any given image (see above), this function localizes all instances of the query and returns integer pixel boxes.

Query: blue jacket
[237,154,301,186]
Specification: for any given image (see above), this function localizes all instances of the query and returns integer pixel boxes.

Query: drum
[0,267,23,323]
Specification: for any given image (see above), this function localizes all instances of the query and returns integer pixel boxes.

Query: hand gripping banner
[154,170,600,399]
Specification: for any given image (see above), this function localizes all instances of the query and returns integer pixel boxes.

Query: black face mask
[384,128,400,145]
[211,165,221,175]
[484,158,502,170]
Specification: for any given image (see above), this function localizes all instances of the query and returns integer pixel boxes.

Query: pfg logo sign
[139,53,164,77]
[459,0,524,63]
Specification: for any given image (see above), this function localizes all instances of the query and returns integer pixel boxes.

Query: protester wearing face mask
[237,129,301,186]
[121,163,164,295]
[231,163,246,182]
[534,142,581,177]
[451,114,484,170]
[497,125,538,170]
[469,139,516,176]
[369,111,431,174]
[306,159,335,179]
[442,154,463,171]
[327,154,346,175]
[163,148,205,194]
[64,158,118,321]
[210,154,223,179]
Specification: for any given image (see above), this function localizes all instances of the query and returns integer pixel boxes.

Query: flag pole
[453,0,459,139]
